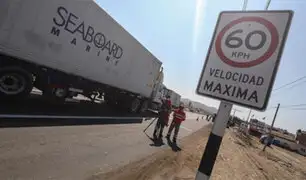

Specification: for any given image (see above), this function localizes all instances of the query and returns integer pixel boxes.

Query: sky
[96,0,306,133]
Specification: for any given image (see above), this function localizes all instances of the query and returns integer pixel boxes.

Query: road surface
[0,112,209,180]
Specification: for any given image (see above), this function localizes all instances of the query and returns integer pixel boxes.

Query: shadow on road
[166,137,182,152]
[0,96,158,117]
[0,116,145,128]
[0,96,158,128]
[143,129,181,151]
[149,138,165,147]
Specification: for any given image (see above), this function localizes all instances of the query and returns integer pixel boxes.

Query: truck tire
[42,87,68,101]
[0,67,33,100]
[139,100,149,113]
[129,98,141,113]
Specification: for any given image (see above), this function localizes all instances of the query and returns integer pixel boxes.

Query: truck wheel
[130,98,141,113]
[139,100,149,113]
[42,87,68,101]
[0,67,33,99]
[53,88,68,98]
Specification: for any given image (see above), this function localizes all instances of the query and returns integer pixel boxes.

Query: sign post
[195,11,293,180]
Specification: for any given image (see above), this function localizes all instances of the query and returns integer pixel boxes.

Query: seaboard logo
[50,6,123,65]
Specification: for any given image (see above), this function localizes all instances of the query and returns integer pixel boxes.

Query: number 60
[225,29,267,50]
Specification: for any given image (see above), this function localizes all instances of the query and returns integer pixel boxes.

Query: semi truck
[168,90,181,108]
[149,71,165,110]
[162,86,181,108]
[167,89,181,108]
[0,0,164,113]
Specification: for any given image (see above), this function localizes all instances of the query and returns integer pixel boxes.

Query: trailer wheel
[129,98,141,113]
[139,100,149,113]
[0,67,33,99]
[42,87,68,101]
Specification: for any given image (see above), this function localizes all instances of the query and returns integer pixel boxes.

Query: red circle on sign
[215,16,279,68]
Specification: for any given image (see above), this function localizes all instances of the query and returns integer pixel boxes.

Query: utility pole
[263,103,280,151]
[231,108,242,121]
[242,0,248,10]
[232,109,237,121]
[265,0,272,10]
[246,109,252,122]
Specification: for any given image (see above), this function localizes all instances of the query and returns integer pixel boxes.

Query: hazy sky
[96,0,306,133]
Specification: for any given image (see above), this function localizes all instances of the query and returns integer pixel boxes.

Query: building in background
[296,129,306,146]
[248,119,268,137]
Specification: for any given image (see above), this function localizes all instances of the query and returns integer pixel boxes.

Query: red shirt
[166,99,171,107]
[173,109,186,123]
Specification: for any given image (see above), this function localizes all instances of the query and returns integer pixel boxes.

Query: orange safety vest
[173,109,186,123]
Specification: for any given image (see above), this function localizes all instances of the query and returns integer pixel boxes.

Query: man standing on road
[153,95,172,140]
[166,103,186,144]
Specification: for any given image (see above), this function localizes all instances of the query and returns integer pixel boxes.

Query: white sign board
[197,11,293,111]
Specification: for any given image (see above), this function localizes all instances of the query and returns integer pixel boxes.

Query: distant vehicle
[259,134,274,146]
[0,0,165,113]
[166,89,181,108]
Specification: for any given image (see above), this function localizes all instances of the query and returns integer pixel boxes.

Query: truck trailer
[162,86,181,108]
[167,89,181,108]
[0,0,163,113]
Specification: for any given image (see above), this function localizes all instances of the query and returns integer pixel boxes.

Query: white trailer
[167,90,181,108]
[0,0,163,112]
[150,71,165,110]
[162,87,181,108]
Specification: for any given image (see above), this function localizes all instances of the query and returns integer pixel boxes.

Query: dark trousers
[167,121,181,142]
[153,118,166,139]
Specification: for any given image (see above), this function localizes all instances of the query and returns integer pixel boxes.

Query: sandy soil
[88,125,306,180]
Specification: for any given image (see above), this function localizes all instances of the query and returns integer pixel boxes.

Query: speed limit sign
[196,11,293,110]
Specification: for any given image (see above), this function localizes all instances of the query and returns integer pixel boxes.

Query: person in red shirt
[166,103,186,144]
[153,96,172,140]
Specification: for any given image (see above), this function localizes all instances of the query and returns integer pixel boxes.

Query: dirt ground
[88,125,306,180]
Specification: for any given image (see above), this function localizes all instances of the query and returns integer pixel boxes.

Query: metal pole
[232,109,236,120]
[195,101,233,180]
[195,2,248,179]
[242,0,248,10]
[263,103,280,151]
[143,118,157,133]
[265,0,272,10]
[246,109,252,122]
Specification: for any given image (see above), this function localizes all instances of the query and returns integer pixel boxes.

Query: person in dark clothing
[166,103,186,144]
[153,96,172,139]
[211,113,217,122]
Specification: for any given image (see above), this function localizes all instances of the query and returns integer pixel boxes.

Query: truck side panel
[171,91,181,108]
[0,0,161,98]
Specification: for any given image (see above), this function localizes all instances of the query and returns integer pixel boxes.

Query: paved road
[0,112,210,180]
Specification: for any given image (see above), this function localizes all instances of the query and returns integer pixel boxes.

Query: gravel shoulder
[88,126,306,180]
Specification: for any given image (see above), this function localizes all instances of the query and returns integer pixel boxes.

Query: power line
[265,103,306,112]
[279,103,306,108]
[265,76,306,110]
[287,108,306,111]
[286,79,306,89]
[266,103,306,110]
[272,75,306,92]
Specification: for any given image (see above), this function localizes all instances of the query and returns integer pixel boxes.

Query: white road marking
[181,125,192,132]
